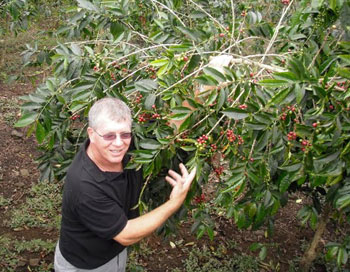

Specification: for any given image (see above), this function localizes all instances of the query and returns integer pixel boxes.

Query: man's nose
[112,134,123,145]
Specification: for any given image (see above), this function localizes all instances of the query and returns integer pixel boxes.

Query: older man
[54,97,196,271]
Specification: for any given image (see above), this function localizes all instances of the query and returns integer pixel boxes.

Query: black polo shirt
[59,140,142,269]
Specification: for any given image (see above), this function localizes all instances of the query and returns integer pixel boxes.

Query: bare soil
[0,79,346,272]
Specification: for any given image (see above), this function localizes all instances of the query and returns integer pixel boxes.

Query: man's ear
[87,127,94,142]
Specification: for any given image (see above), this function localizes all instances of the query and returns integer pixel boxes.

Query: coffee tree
[10,0,350,270]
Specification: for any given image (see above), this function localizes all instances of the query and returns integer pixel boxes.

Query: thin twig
[187,0,227,32]
[150,0,186,27]
[258,0,294,74]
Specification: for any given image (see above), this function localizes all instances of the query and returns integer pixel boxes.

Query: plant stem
[299,203,332,272]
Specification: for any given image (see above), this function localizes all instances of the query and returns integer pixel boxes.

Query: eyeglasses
[93,129,132,141]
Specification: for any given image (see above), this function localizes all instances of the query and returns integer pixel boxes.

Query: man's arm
[114,163,196,246]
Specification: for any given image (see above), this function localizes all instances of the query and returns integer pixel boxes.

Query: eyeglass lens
[102,132,132,141]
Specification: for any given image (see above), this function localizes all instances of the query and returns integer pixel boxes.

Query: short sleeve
[77,193,128,240]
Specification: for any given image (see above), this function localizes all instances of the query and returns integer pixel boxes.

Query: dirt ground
[0,79,346,272]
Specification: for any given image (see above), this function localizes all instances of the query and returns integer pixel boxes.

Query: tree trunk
[299,203,332,272]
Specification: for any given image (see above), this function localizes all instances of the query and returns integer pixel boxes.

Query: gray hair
[88,97,132,129]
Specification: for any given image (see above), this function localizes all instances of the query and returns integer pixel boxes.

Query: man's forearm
[114,198,182,246]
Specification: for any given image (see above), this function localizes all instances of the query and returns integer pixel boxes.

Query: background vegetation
[1,0,350,271]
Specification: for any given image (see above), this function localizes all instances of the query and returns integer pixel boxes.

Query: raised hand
[165,163,196,203]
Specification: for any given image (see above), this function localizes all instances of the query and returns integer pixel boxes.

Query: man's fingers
[189,167,196,180]
[165,176,177,187]
[179,163,189,177]
[167,169,182,181]
[184,166,196,186]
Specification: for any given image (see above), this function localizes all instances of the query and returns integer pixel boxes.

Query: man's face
[88,118,132,169]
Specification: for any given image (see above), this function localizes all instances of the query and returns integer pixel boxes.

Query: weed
[0,235,55,272]
[179,244,259,272]
[0,195,11,207]
[0,96,20,126]
[4,181,62,230]
[127,241,155,272]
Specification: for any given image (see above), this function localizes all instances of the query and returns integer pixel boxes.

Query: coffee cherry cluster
[226,129,236,142]
[70,114,80,121]
[214,166,224,176]
[194,193,205,204]
[110,72,116,81]
[135,93,143,104]
[300,139,312,152]
[138,113,148,123]
[146,66,157,79]
[287,131,297,141]
[210,144,217,152]
[197,134,209,145]
[280,105,296,120]
[152,113,161,119]
[238,104,247,110]
[281,0,290,5]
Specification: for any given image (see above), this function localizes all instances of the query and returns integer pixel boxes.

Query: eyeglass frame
[93,128,133,141]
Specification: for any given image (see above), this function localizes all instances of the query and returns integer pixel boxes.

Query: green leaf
[187,55,201,73]
[337,247,348,266]
[314,151,340,164]
[203,67,226,82]
[195,75,218,86]
[139,139,161,150]
[134,158,153,164]
[266,88,292,107]
[46,79,56,92]
[70,43,82,56]
[259,79,289,88]
[205,90,217,106]
[77,0,99,12]
[144,94,156,110]
[279,163,302,172]
[288,58,307,80]
[222,177,244,194]
[339,55,350,65]
[150,59,169,67]
[14,112,38,127]
[110,22,124,39]
[222,108,249,120]
[179,115,192,132]
[216,89,226,112]
[259,246,267,261]
[245,122,267,130]
[135,79,158,92]
[176,26,203,42]
[294,84,305,104]
[335,195,350,210]
[279,172,292,193]
[169,113,189,120]
[180,145,196,151]
[249,242,262,251]
[35,121,46,144]
[338,67,350,79]
[168,44,192,52]
[274,72,298,82]
[171,106,192,114]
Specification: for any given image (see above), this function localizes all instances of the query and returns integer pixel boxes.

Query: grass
[127,242,260,272]
[0,96,20,126]
[0,235,55,272]
[4,181,62,230]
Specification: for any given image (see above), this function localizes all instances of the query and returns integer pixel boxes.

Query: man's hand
[165,163,196,203]
[114,163,196,246]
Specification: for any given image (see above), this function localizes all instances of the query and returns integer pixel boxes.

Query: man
[54,97,196,271]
